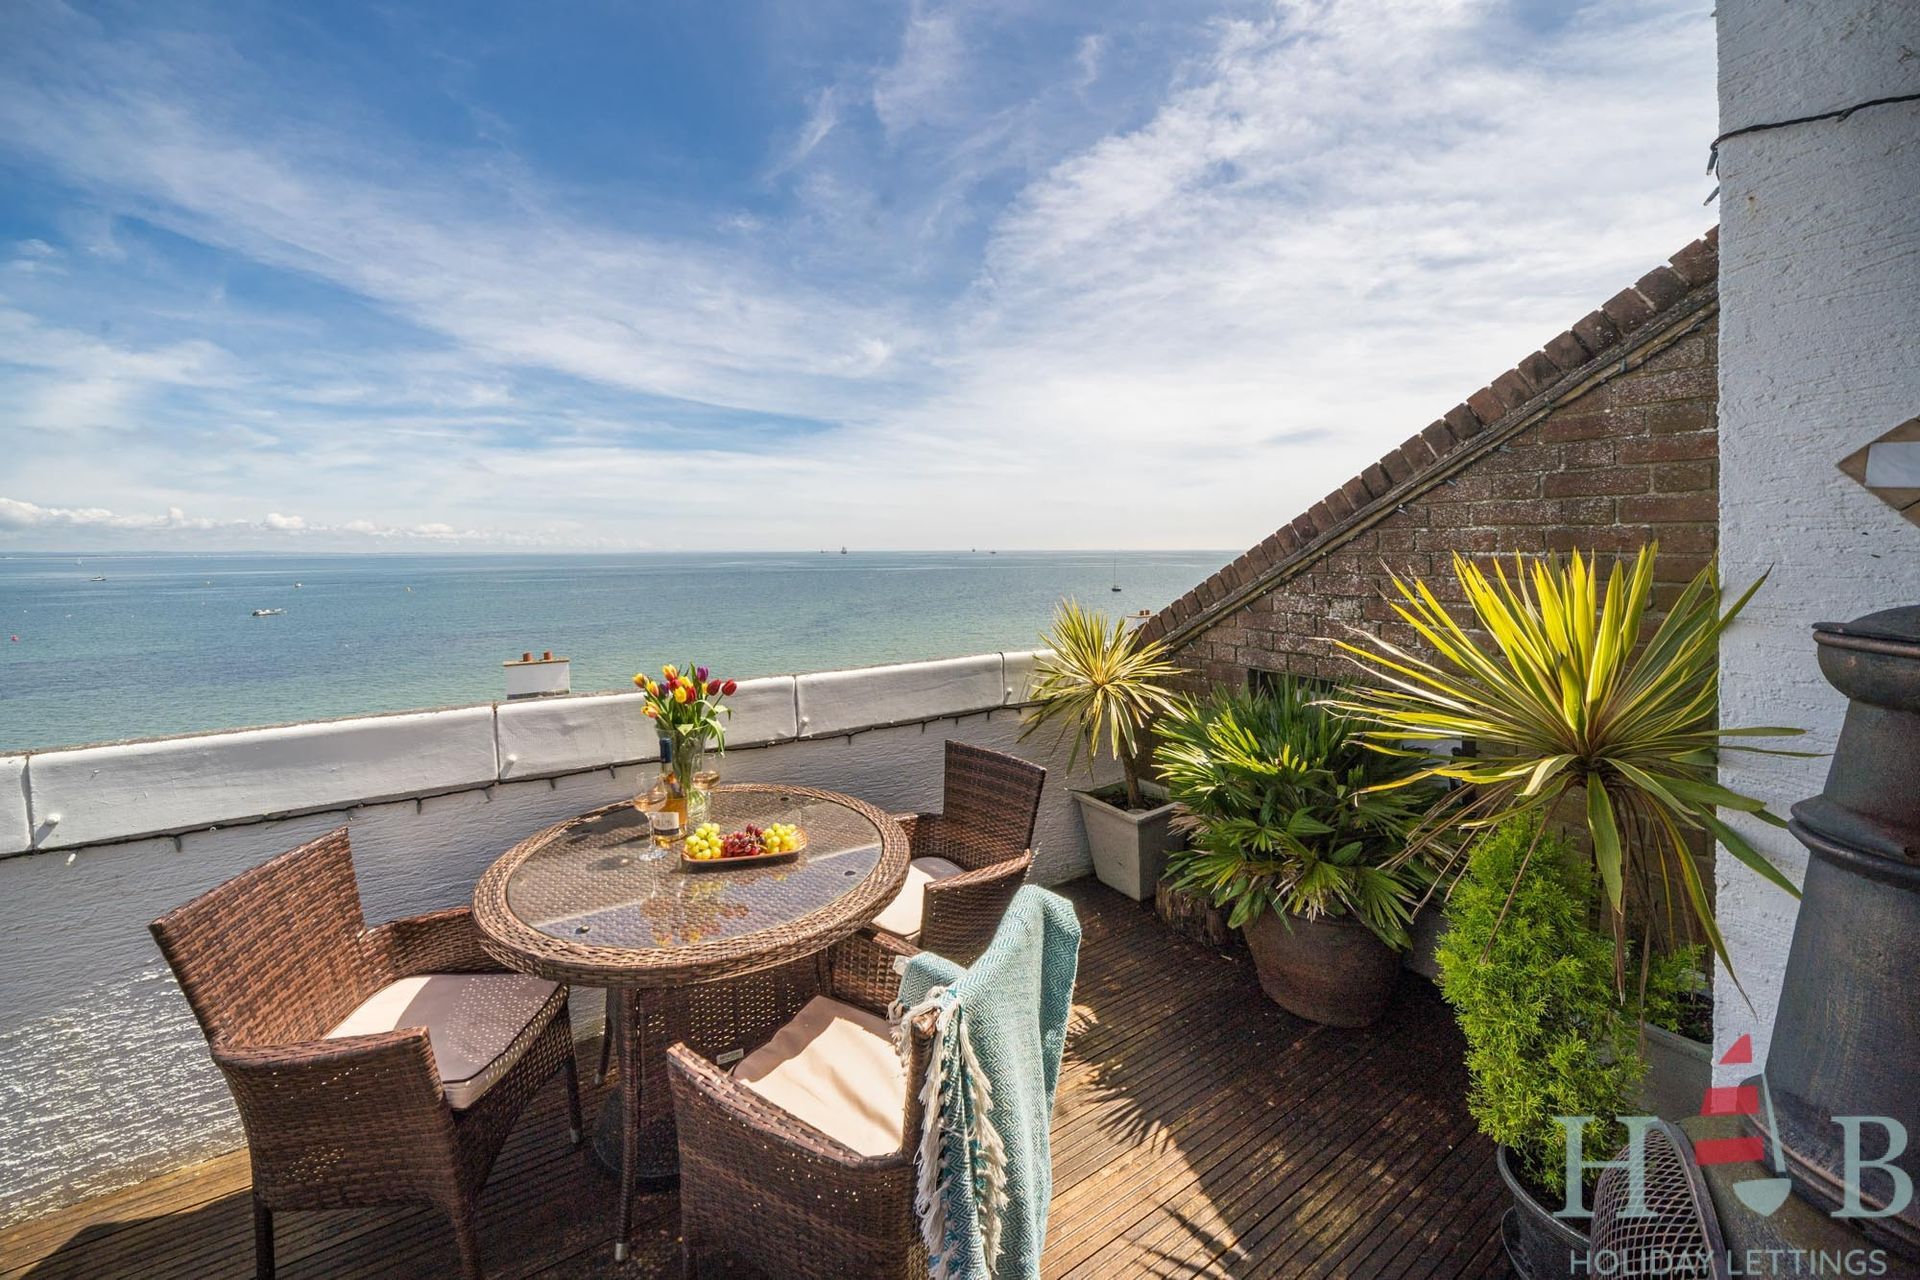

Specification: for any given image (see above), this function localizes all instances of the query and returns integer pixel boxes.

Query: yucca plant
[1021,599,1186,808]
[1156,681,1438,945]
[1328,545,1808,980]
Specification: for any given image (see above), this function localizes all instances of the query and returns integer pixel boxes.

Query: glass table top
[502,788,886,953]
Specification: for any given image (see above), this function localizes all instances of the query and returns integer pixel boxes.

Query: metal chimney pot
[1758,605,1920,1260]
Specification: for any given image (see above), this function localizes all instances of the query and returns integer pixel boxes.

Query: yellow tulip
[632,673,645,688]
[673,685,689,704]
[663,664,678,679]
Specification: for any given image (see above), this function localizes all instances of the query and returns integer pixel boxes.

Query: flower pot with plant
[1156,680,1438,1027]
[1439,815,1693,1279]
[1021,600,1186,900]
[1328,546,1808,985]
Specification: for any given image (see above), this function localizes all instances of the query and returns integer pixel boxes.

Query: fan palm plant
[1156,681,1437,946]
[1327,545,1808,980]
[1021,599,1186,808]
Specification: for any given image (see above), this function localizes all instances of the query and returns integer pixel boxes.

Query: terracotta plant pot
[1241,909,1401,1028]
[1496,1145,1588,1279]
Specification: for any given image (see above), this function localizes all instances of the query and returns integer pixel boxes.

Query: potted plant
[1637,951,1711,1122]
[1022,600,1186,899]
[1156,680,1437,1027]
[1328,546,1807,982]
[1439,815,1691,1279]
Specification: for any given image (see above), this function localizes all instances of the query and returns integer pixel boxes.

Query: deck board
[0,879,1508,1278]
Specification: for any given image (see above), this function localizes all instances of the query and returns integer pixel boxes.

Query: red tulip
[721,679,737,695]
[707,680,720,695]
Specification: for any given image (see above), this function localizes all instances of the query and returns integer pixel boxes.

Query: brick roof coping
[1141,228,1720,649]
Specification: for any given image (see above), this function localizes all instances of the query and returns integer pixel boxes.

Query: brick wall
[1140,233,1721,947]
[1143,232,1720,695]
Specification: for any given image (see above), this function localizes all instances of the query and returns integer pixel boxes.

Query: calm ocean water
[0,550,1228,751]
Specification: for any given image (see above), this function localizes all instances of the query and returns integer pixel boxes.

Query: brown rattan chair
[149,827,583,1280]
[871,739,1045,963]
[666,928,933,1278]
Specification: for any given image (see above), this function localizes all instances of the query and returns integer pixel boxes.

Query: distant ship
[840,546,848,554]
[89,576,107,582]
[251,608,284,617]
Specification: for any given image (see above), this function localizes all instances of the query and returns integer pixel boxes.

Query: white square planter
[1073,785,1181,901]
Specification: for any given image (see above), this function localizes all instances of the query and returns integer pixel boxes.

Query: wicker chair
[871,740,1045,963]
[149,828,583,1280]
[666,928,933,1278]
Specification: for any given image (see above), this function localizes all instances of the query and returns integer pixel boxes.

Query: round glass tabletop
[473,783,907,986]
[506,789,882,951]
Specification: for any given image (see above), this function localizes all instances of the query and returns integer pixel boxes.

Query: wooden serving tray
[680,829,807,871]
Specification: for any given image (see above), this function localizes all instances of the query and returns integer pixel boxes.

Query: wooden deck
[0,880,1509,1278]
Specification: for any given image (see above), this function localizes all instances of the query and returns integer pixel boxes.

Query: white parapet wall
[1714,1,1920,1065]
[0,649,1113,1227]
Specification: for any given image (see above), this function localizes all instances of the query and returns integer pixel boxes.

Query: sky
[0,0,1719,552]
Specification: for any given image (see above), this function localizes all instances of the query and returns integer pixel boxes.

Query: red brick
[1489,370,1536,410]
[1617,432,1716,463]
[1420,420,1456,455]
[1561,439,1615,468]
[1324,486,1357,522]
[1397,435,1440,471]
[1602,287,1657,333]
[1634,266,1689,310]
[1289,514,1318,543]
[1444,403,1484,440]
[1619,493,1716,524]
[1545,467,1651,497]
[1623,379,1714,414]
[1361,462,1392,497]
[1538,412,1621,443]
[1467,386,1506,424]
[1657,460,1716,491]
[1544,330,1591,371]
[1518,351,1561,390]
[1668,235,1718,287]
[1573,310,1620,353]
[1643,402,1720,433]
[1307,500,1338,533]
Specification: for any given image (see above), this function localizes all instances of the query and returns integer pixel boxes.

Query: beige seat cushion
[870,855,965,938]
[327,973,561,1109]
[731,995,906,1157]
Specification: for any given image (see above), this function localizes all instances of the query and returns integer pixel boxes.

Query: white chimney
[504,650,570,699]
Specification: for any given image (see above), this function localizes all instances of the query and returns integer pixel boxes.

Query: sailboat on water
[1110,555,1123,592]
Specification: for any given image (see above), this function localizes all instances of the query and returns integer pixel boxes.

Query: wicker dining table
[471,782,909,1260]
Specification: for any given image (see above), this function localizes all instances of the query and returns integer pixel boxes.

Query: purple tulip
[695,665,710,682]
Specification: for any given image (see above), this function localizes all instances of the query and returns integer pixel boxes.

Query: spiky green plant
[1155,681,1438,946]
[1328,545,1808,980]
[1021,600,1187,808]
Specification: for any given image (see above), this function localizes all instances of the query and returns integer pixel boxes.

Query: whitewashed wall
[0,650,1113,1227]
[1714,1,1920,1065]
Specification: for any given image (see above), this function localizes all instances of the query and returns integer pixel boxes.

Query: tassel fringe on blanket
[894,986,1013,1279]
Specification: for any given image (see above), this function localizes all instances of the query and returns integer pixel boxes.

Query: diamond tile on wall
[1838,416,1920,527]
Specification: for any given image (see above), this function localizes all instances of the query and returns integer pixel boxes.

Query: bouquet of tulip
[633,663,737,802]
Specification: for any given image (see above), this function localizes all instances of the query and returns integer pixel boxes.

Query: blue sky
[0,0,1717,550]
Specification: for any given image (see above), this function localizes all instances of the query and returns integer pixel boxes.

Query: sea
[0,550,1230,752]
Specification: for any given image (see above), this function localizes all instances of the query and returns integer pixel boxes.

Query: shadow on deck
[0,880,1508,1279]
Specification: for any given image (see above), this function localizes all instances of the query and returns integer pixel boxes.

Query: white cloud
[0,0,1719,551]
[872,2,967,136]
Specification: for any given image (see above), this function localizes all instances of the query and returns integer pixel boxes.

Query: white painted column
[1713,1,1920,1062]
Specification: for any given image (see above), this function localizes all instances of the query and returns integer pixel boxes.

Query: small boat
[294,582,303,589]
[251,608,284,617]
[1111,555,1123,591]
[89,575,107,582]
[840,546,848,555]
